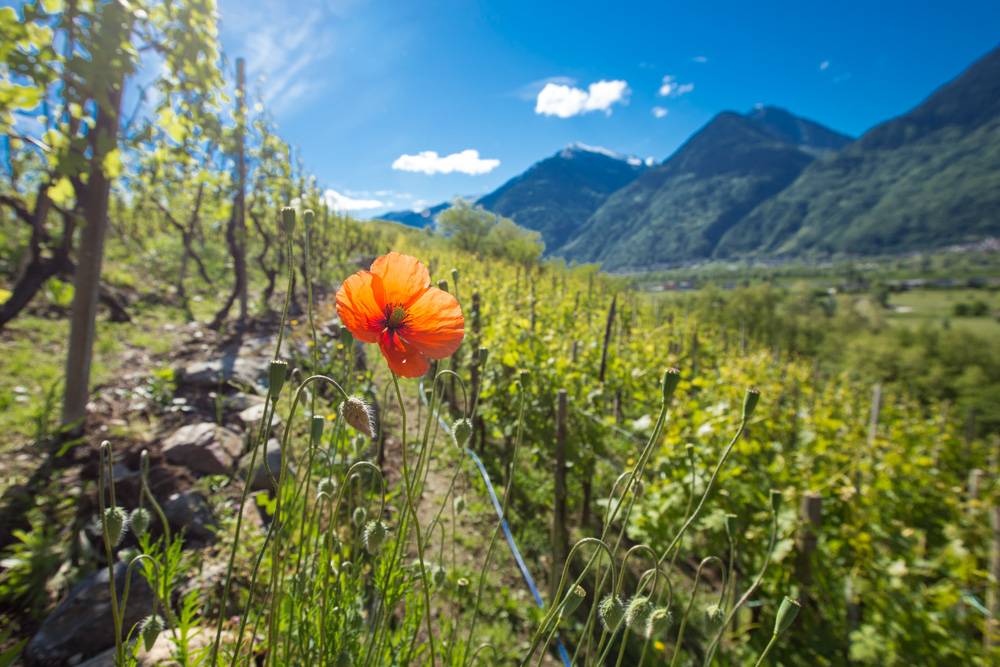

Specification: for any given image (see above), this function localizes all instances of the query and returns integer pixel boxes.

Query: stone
[24,562,155,667]
[74,626,223,667]
[223,392,266,411]
[163,490,217,545]
[237,402,283,435]
[239,439,295,492]
[174,355,269,391]
[161,423,242,476]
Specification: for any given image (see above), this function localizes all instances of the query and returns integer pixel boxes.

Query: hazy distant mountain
[378,201,453,228]
[476,143,651,252]
[557,109,851,270]
[715,44,1000,258]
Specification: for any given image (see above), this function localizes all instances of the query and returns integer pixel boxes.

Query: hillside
[558,110,847,270]
[715,44,1000,257]
[476,143,650,253]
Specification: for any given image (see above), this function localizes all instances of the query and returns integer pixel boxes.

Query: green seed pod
[661,367,682,404]
[451,418,473,448]
[478,346,489,366]
[352,506,367,527]
[432,564,447,587]
[340,395,374,438]
[281,207,296,236]
[774,596,801,635]
[267,360,288,400]
[129,507,151,538]
[450,268,459,286]
[363,519,388,553]
[685,443,695,461]
[311,415,325,446]
[626,596,653,631]
[598,594,625,633]
[725,513,739,541]
[742,386,761,421]
[140,614,164,652]
[454,496,466,514]
[518,369,530,388]
[335,650,353,667]
[645,608,673,638]
[303,209,315,231]
[456,577,470,595]
[104,506,128,546]
[705,603,726,625]
[317,477,336,497]
[436,278,449,293]
[770,488,783,514]
[560,585,586,618]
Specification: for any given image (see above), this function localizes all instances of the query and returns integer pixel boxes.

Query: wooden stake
[551,389,569,601]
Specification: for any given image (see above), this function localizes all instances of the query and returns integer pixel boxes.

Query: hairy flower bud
[267,360,288,400]
[311,415,325,446]
[599,594,625,633]
[432,564,447,587]
[451,418,472,448]
[129,507,151,538]
[118,547,140,564]
[340,395,374,438]
[626,596,653,631]
[281,207,296,236]
[317,477,336,497]
[454,496,466,513]
[646,608,673,638]
[104,506,128,546]
[140,614,164,651]
[706,603,726,625]
[742,386,761,421]
[363,519,388,553]
[352,506,367,527]
[560,585,587,618]
[774,596,801,635]
[662,367,682,404]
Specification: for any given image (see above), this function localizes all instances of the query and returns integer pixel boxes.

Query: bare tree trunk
[235,58,248,322]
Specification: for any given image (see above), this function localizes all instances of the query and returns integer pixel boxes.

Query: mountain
[557,109,851,270]
[476,143,651,253]
[378,201,453,228]
[715,44,1000,258]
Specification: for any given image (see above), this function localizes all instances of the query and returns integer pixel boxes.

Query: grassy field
[887,287,1000,335]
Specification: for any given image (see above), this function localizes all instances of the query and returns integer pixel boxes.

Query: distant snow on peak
[561,142,648,167]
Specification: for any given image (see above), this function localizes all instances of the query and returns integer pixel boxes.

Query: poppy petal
[401,287,465,359]
[336,271,384,344]
[379,330,431,378]
[370,252,430,307]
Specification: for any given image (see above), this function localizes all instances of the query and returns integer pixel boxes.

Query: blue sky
[215,0,1000,218]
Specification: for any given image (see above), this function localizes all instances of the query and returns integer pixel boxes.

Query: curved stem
[670,557,726,667]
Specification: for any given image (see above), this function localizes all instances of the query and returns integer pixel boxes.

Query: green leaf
[46,178,74,206]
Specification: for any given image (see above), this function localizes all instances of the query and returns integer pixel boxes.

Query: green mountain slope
[476,143,649,253]
[715,44,1000,258]
[559,111,844,270]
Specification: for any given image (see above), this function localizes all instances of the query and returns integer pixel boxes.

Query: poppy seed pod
[451,418,473,448]
[303,209,314,231]
[352,506,367,527]
[770,488,783,514]
[774,596,801,635]
[129,507,151,538]
[267,360,288,400]
[141,615,164,652]
[742,387,761,421]
[645,608,673,638]
[479,346,489,366]
[518,369,531,388]
[661,367,682,404]
[363,519,388,553]
[436,278,449,293]
[451,268,459,285]
[626,596,654,630]
[599,594,625,633]
[456,577,470,595]
[560,585,587,618]
[104,506,128,546]
[281,207,296,235]
[311,415,325,446]
[340,395,374,438]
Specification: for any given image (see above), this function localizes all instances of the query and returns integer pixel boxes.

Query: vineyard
[1,2,1000,667]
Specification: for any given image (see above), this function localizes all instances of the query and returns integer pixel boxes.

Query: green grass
[887,287,1000,334]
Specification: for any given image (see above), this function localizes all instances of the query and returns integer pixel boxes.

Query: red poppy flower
[336,252,465,378]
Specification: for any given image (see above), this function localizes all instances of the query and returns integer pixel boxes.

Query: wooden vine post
[794,492,823,608]
[551,388,569,602]
[598,296,617,384]
[469,291,482,451]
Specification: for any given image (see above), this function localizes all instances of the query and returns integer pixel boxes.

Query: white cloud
[652,106,669,118]
[658,75,694,98]
[511,76,578,101]
[324,189,385,212]
[819,60,830,70]
[692,56,708,63]
[392,149,500,175]
[535,79,630,118]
